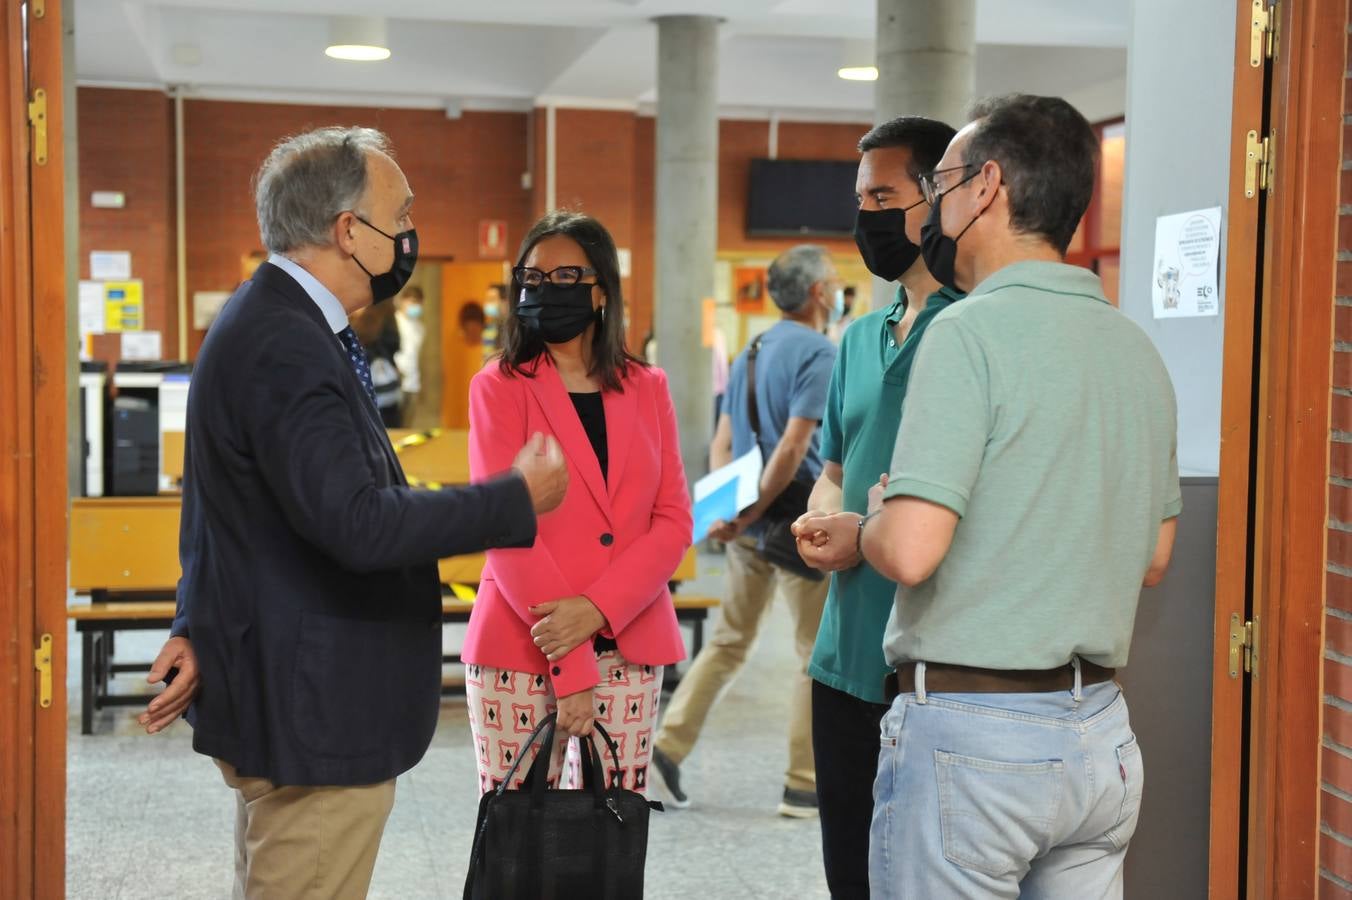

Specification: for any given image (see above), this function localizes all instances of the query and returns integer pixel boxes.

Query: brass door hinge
[1250,0,1277,66]
[1229,614,1259,678]
[28,88,47,166]
[34,633,53,708]
[31,0,45,18]
[1244,129,1274,199]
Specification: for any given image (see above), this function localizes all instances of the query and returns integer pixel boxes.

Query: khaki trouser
[656,538,829,792]
[215,759,396,900]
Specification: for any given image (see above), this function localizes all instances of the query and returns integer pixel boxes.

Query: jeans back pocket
[1105,736,1145,849]
[936,749,1065,879]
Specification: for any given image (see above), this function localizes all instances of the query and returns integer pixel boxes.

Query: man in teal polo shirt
[790,115,958,899]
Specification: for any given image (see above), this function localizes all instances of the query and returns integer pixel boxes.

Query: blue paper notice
[690,446,762,541]
[692,476,741,543]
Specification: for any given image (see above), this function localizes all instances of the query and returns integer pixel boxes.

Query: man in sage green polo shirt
[801,95,1181,899]
[789,114,959,900]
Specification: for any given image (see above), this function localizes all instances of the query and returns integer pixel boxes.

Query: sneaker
[651,747,690,809]
[777,787,818,819]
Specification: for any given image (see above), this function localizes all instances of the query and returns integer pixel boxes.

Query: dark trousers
[812,678,890,900]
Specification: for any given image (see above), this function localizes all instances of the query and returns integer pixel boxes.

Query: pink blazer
[463,357,693,697]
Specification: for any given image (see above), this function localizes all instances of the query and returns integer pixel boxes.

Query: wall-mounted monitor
[745,158,857,238]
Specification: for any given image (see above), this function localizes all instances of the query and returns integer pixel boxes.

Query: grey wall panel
[1119,478,1218,899]
[1118,0,1236,477]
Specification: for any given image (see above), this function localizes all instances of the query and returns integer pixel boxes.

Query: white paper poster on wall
[78,280,105,335]
[121,331,162,361]
[90,250,132,281]
[1151,206,1222,319]
[194,291,231,330]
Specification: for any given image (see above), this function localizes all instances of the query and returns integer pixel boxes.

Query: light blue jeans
[869,663,1143,899]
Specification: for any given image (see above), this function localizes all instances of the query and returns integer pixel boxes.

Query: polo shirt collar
[885,283,965,326]
[970,260,1109,303]
[267,253,349,334]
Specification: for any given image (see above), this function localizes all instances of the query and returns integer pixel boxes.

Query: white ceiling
[75,0,1130,121]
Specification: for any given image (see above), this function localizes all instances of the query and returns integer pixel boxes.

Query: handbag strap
[579,723,624,900]
[745,333,764,444]
[463,713,559,900]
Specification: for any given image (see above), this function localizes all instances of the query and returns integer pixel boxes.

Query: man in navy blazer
[138,126,567,899]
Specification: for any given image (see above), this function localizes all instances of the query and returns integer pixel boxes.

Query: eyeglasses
[512,265,598,288]
[919,164,981,206]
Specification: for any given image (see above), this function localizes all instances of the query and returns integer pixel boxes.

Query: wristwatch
[856,511,880,557]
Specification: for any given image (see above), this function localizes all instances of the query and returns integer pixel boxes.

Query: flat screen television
[745,158,858,238]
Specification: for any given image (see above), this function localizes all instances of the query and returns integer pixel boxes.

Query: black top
[569,392,608,483]
[569,391,617,654]
[173,262,537,786]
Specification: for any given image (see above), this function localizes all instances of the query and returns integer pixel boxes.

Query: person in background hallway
[652,244,839,818]
[351,301,403,427]
[711,324,729,431]
[460,300,486,345]
[393,284,425,422]
[137,126,567,899]
[483,283,508,350]
[458,300,488,371]
[791,114,960,900]
[464,210,692,797]
[799,94,1180,899]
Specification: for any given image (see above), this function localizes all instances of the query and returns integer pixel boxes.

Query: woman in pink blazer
[464,211,692,795]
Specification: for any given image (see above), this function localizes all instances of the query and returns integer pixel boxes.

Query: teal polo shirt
[808,285,963,704]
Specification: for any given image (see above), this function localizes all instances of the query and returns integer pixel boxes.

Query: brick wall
[78,88,176,362]
[1322,9,1352,898]
[181,99,532,357]
[545,111,869,345]
[76,90,874,365]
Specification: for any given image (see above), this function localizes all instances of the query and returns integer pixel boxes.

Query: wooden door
[1242,0,1345,893]
[1211,0,1346,895]
[440,261,507,429]
[0,1,69,897]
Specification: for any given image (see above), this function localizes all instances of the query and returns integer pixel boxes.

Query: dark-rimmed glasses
[919,164,981,206]
[512,265,598,288]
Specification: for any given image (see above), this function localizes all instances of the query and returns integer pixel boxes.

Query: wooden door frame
[1208,0,1268,893]
[0,2,68,897]
[1212,0,1346,895]
[1245,0,1345,893]
[31,0,68,894]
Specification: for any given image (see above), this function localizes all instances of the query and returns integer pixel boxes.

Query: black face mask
[853,200,925,281]
[352,216,418,303]
[516,282,600,344]
[920,177,984,291]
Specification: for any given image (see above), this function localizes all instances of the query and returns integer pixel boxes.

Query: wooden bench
[68,593,719,735]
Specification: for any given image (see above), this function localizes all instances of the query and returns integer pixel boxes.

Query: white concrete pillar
[654,14,719,482]
[874,0,976,125]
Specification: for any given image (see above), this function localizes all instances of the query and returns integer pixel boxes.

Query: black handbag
[745,335,825,582]
[463,713,663,900]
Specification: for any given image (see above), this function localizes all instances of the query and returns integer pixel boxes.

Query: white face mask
[829,288,846,325]
[403,304,423,320]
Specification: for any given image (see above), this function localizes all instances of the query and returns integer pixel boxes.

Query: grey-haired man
[653,245,840,818]
[139,126,567,898]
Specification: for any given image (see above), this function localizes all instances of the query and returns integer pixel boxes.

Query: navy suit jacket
[173,262,536,786]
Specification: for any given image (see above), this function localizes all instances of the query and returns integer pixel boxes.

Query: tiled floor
[66,552,831,899]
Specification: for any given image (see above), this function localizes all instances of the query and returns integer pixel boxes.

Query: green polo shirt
[808,285,964,704]
[882,261,1182,670]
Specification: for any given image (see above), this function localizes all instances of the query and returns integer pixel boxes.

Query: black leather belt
[885,660,1117,701]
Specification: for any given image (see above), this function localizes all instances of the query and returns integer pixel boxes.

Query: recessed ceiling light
[326,16,389,62]
[325,44,391,61]
[838,66,878,82]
